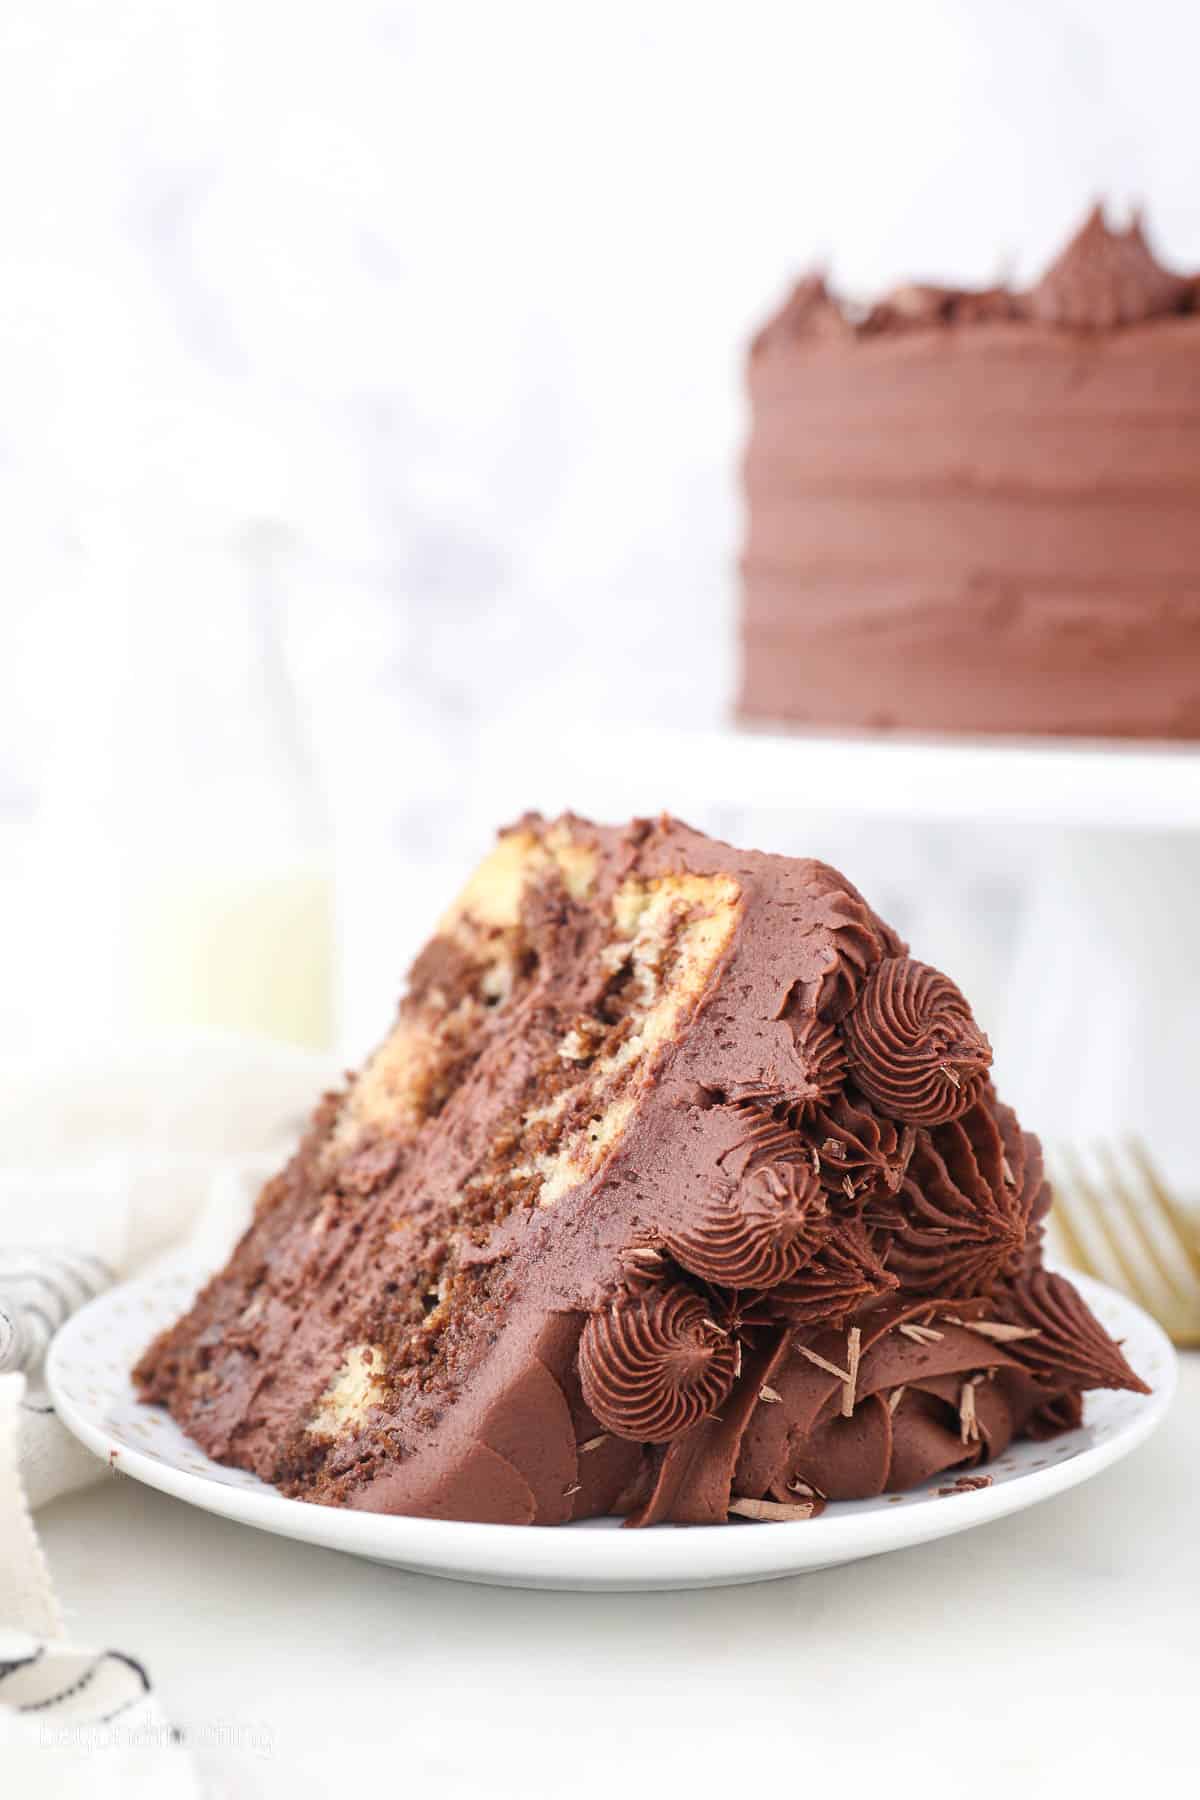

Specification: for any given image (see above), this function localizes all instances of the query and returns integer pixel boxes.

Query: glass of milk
[34,525,335,1053]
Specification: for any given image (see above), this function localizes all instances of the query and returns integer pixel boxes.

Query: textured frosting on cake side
[740,205,1200,740]
[135,815,1147,1525]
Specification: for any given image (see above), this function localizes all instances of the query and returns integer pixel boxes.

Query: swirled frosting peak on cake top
[1029,204,1190,330]
[754,203,1195,347]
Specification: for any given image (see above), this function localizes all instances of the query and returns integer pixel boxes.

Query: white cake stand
[466,723,1200,1201]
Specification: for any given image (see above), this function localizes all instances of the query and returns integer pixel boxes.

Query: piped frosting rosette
[841,956,992,1126]
[865,1090,1054,1296]
[803,875,904,1023]
[751,1225,897,1329]
[658,1107,830,1290]
[578,1280,738,1443]
[807,1089,914,1204]
[661,1158,828,1290]
[989,1269,1149,1395]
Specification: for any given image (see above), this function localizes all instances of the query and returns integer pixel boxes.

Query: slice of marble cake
[135,815,1146,1524]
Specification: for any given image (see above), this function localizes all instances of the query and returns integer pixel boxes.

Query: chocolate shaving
[795,1344,852,1383]
[841,1326,862,1418]
[577,1434,609,1454]
[622,1246,663,1268]
[957,1318,1041,1343]
[959,1376,981,1444]
[729,1497,815,1522]
[887,1384,907,1415]
[758,1384,783,1405]
[899,1322,944,1344]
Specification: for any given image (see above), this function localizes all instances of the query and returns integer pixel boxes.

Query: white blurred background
[2,0,1198,1147]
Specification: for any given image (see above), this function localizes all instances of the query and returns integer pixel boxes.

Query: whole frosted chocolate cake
[740,205,1200,739]
[136,815,1146,1524]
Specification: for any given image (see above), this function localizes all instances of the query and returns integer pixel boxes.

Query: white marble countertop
[38,1357,1198,1800]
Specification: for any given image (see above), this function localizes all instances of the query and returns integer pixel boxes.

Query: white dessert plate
[48,1266,1175,1592]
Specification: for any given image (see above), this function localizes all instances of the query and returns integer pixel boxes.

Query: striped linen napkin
[0,1035,334,1795]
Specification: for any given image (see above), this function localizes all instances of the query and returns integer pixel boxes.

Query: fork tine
[1046,1158,1103,1280]
[1097,1141,1194,1301]
[1056,1145,1151,1304]
[1125,1137,1200,1284]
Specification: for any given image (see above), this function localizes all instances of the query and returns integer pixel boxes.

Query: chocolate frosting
[749,273,851,353]
[868,1093,1027,1296]
[759,1222,897,1327]
[134,815,1152,1528]
[733,1302,1023,1501]
[991,1269,1150,1394]
[807,881,899,1022]
[863,283,1023,333]
[732,1007,848,1113]
[1030,206,1189,330]
[807,1089,914,1204]
[578,1279,738,1443]
[753,204,1194,349]
[662,1152,828,1290]
[841,957,992,1125]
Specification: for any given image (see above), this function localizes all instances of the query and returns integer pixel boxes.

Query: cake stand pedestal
[466,722,1200,1201]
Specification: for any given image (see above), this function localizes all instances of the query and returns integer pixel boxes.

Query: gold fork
[1048,1138,1200,1349]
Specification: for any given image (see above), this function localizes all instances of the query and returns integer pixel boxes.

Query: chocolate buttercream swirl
[714,1104,811,1177]
[758,206,1194,350]
[758,1224,897,1328]
[841,957,991,1126]
[863,282,1023,333]
[867,1097,1026,1296]
[1030,205,1189,330]
[724,1005,848,1113]
[809,888,897,1024]
[1018,1165,1053,1276]
[808,1090,914,1204]
[991,1269,1150,1394]
[663,1157,829,1290]
[734,1306,1023,1505]
[787,1010,848,1114]
[1026,1391,1085,1439]
[578,1280,738,1443]
[991,1101,1052,1278]
[751,272,852,354]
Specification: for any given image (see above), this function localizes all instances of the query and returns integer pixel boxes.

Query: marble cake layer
[136,815,1146,1525]
[740,206,1200,740]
